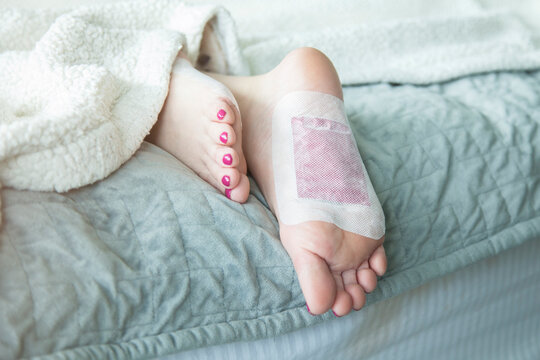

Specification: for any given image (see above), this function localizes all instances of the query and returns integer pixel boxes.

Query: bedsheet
[1,69,539,359]
[163,237,540,360]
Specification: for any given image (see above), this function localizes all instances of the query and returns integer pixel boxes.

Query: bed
[1,0,539,359]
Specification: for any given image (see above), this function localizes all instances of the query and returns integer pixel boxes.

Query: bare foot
[212,48,387,316]
[147,56,250,203]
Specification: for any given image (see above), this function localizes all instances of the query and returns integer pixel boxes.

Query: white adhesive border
[272,91,385,239]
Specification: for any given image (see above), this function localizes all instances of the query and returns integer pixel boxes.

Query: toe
[357,262,377,294]
[217,167,241,190]
[331,273,353,317]
[342,269,366,311]
[215,146,239,168]
[369,245,387,277]
[225,174,250,203]
[288,250,336,315]
[209,100,237,125]
[210,123,236,146]
[207,159,249,203]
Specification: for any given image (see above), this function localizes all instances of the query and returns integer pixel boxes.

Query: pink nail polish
[306,304,313,315]
[223,154,233,166]
[217,109,226,120]
[219,132,228,144]
[225,188,232,199]
[222,175,231,187]
[332,310,341,317]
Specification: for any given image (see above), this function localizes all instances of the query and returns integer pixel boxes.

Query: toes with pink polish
[223,154,232,166]
[225,188,232,199]
[219,132,228,144]
[217,109,226,120]
[222,175,231,187]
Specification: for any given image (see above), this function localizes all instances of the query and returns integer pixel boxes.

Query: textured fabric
[1,70,539,359]
[168,238,540,360]
[0,0,247,223]
[216,0,540,85]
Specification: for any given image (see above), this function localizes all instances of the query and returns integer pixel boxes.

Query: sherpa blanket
[0,0,248,226]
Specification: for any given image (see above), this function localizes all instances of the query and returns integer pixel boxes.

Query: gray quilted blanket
[1,70,539,359]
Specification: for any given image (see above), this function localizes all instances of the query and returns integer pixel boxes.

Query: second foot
[211,47,387,315]
[146,56,250,203]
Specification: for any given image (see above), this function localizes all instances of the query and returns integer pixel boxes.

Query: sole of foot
[211,47,387,316]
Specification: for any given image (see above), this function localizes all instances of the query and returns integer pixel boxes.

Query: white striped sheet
[159,239,540,360]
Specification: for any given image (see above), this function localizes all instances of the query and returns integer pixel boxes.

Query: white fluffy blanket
[0,0,247,225]
[1,0,540,225]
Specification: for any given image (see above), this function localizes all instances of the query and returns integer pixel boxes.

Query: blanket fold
[0,0,247,225]
[242,12,540,85]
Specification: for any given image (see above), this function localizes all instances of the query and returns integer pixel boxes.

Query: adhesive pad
[272,91,385,239]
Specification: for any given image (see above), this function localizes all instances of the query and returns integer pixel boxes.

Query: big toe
[225,174,250,203]
[292,251,336,315]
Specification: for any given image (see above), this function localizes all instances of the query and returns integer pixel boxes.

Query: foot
[147,56,250,203]
[212,48,387,316]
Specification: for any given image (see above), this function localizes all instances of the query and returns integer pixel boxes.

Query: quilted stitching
[1,71,539,359]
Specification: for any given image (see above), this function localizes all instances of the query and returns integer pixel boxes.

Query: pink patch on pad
[291,117,370,205]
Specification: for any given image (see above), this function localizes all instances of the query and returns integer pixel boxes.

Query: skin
[149,47,387,316]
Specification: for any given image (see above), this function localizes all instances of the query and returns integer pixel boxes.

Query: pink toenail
[223,154,233,166]
[306,304,313,315]
[225,188,232,199]
[220,132,228,144]
[332,310,341,317]
[217,109,226,120]
[222,175,231,187]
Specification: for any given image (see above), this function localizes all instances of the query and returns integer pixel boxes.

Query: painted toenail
[223,153,233,166]
[225,188,232,199]
[332,310,341,317]
[217,109,226,120]
[220,132,228,144]
[306,304,314,315]
[222,175,231,187]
